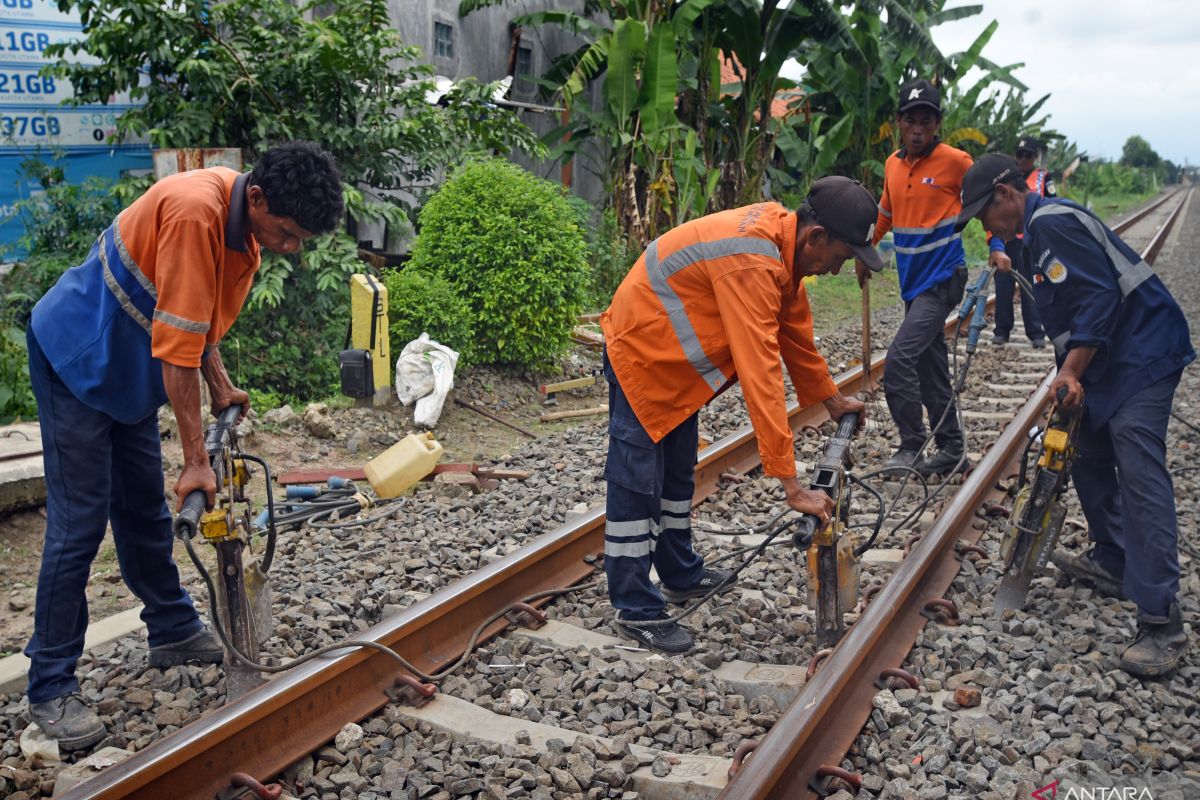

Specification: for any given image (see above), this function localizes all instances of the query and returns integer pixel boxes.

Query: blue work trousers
[993,238,1044,340]
[1071,371,1182,622]
[603,356,704,621]
[24,328,202,703]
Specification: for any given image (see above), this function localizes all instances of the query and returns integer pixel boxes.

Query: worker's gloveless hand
[854,258,871,288]
[988,249,1012,274]
[783,481,835,526]
[1051,369,1085,410]
[175,460,218,513]
[823,393,867,430]
[212,386,251,424]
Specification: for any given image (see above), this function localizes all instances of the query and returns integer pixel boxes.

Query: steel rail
[58,312,898,799]
[720,187,1191,799]
[64,188,1187,800]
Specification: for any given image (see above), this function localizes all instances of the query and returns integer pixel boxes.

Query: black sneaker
[916,449,968,478]
[1051,549,1126,599]
[992,334,1009,346]
[1030,337,1047,349]
[149,627,224,668]
[1120,604,1189,678]
[885,449,920,469]
[660,567,737,605]
[616,615,695,655]
[28,693,106,752]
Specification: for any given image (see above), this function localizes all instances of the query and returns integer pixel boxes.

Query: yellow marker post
[349,273,390,405]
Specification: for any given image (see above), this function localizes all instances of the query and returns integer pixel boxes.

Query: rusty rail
[62,188,1188,799]
[719,187,1190,799]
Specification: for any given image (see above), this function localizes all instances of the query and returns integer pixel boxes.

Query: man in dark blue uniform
[992,135,1054,347]
[957,153,1193,677]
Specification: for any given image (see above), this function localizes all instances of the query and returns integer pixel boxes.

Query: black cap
[954,153,1021,232]
[898,79,941,114]
[1015,136,1041,155]
[804,176,884,271]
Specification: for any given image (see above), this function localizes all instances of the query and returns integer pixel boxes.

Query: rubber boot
[1120,603,1189,678]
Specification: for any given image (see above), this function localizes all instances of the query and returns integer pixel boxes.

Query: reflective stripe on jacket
[874,142,973,301]
[600,203,838,478]
[1021,193,1194,427]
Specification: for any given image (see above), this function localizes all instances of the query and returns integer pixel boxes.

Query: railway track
[41,187,1193,800]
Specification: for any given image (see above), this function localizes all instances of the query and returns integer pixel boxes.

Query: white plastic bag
[394,333,460,427]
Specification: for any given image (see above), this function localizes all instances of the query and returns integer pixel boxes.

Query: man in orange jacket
[599,177,882,654]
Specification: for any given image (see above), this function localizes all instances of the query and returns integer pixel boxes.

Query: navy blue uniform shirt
[1021,192,1194,428]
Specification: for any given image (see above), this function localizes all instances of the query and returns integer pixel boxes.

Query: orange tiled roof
[719,54,803,120]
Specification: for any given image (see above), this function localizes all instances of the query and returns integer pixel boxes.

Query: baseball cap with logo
[804,176,884,271]
[954,153,1021,231]
[897,79,941,114]
[1015,136,1042,155]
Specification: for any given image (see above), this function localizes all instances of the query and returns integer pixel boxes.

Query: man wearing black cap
[957,153,1194,676]
[858,79,1008,477]
[599,177,881,654]
[992,135,1055,346]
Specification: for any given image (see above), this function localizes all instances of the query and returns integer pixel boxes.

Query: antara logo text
[1032,781,1155,800]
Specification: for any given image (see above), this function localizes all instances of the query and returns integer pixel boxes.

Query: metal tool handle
[792,515,817,549]
[173,404,244,539]
[174,492,206,539]
[834,412,858,440]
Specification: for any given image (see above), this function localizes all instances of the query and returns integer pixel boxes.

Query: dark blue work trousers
[24,328,202,703]
[993,238,1044,340]
[603,356,703,621]
[1071,371,1182,622]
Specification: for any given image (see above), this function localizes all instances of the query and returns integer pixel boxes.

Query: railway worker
[23,142,344,750]
[599,177,881,654]
[857,78,1009,478]
[992,135,1054,347]
[956,153,1194,677]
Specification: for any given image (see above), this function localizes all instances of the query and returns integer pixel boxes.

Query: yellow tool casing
[350,273,390,402]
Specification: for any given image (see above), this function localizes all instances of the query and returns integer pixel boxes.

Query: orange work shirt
[116,167,262,368]
[601,203,838,478]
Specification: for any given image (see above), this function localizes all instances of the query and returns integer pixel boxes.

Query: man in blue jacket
[957,154,1193,677]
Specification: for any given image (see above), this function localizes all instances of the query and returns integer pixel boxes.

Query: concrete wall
[361,0,606,251]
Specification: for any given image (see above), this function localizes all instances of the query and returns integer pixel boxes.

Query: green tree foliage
[50,0,543,199]
[1120,135,1161,169]
[409,160,588,370]
[382,270,475,363]
[35,0,545,405]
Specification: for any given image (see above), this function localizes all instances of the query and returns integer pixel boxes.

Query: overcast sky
[930,0,1199,165]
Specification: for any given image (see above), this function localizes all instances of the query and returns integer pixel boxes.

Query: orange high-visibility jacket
[600,203,838,478]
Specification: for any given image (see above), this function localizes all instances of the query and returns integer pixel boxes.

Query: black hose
[236,453,277,573]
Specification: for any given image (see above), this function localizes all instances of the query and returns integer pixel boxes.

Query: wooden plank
[539,376,597,395]
[275,468,367,486]
[539,405,607,423]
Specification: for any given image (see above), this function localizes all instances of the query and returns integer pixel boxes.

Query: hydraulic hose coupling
[958,267,994,355]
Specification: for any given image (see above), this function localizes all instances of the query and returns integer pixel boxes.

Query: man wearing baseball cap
[992,135,1055,346]
[858,79,1008,478]
[957,153,1194,677]
[598,177,881,653]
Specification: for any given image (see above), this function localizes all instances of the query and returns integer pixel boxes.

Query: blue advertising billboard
[0,0,150,256]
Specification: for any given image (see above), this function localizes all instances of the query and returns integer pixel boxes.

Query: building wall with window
[388,0,605,210]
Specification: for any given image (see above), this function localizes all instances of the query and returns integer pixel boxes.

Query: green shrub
[382,269,474,363]
[409,159,588,370]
